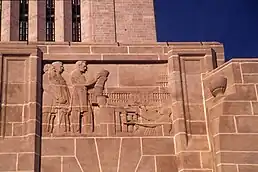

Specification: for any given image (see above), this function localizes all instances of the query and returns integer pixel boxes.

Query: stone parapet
[203,59,258,172]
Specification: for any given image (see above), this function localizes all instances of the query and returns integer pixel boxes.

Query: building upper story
[0,0,157,43]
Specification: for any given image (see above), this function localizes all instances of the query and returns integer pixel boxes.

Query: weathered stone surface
[236,116,258,133]
[0,154,17,171]
[118,138,141,172]
[76,139,100,172]
[63,157,82,172]
[42,139,74,156]
[215,134,258,151]
[96,138,120,172]
[1,9,258,171]
[156,156,178,172]
[239,165,258,172]
[178,152,201,168]
[218,152,258,164]
[41,157,61,172]
[142,138,174,155]
[18,153,34,171]
[136,156,155,172]
[217,165,237,172]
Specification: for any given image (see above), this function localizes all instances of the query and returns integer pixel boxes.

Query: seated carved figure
[122,105,173,135]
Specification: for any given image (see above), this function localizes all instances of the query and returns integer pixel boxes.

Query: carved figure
[70,61,97,133]
[42,64,58,133]
[94,69,109,97]
[47,61,71,133]
[120,105,173,135]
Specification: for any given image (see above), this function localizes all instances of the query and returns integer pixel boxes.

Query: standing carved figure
[48,61,71,133]
[42,64,57,133]
[70,61,97,133]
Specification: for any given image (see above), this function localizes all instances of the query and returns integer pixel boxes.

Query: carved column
[81,0,93,42]
[64,0,72,42]
[1,1,11,41]
[55,0,64,42]
[28,0,37,41]
[28,0,46,41]
[1,1,19,41]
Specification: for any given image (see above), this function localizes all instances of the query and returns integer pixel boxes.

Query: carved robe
[42,70,57,114]
[49,73,71,109]
[70,69,89,112]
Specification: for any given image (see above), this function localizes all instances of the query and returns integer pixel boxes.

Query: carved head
[76,61,87,73]
[52,61,64,74]
[43,64,52,73]
[98,69,110,77]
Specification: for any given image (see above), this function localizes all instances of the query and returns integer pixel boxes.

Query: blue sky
[154,0,258,61]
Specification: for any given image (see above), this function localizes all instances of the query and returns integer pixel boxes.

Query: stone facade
[0,0,257,172]
[1,0,156,43]
[0,42,257,172]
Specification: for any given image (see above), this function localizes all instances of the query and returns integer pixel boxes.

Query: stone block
[215,134,258,151]
[190,121,207,135]
[103,54,159,61]
[6,83,25,104]
[218,151,258,164]
[41,157,61,172]
[181,59,203,74]
[136,156,155,172]
[225,84,257,101]
[201,152,213,169]
[118,138,141,172]
[119,64,166,86]
[96,107,115,124]
[129,46,163,54]
[48,46,91,54]
[13,123,23,136]
[5,105,23,122]
[253,102,258,115]
[156,156,178,172]
[168,56,180,72]
[63,157,82,172]
[182,75,203,103]
[241,63,258,74]
[239,165,258,172]
[217,165,237,172]
[178,152,201,169]
[91,46,128,53]
[0,154,17,171]
[76,138,100,172]
[18,153,34,170]
[223,102,252,115]
[5,59,26,83]
[96,138,120,172]
[142,138,174,155]
[243,74,258,83]
[236,116,258,133]
[211,116,236,135]
[42,138,74,156]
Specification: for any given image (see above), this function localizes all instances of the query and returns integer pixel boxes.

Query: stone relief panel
[42,61,171,137]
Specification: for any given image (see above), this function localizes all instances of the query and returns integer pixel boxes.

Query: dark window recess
[0,0,2,35]
[72,0,81,42]
[46,0,55,41]
[19,0,28,41]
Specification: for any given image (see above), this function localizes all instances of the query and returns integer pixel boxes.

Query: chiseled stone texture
[1,42,258,172]
[204,59,258,172]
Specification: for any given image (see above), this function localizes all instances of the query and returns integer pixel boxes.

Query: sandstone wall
[203,59,258,172]
[1,42,251,172]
